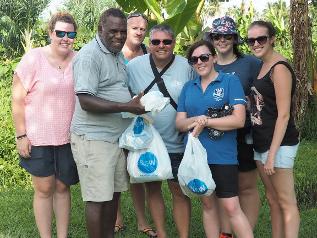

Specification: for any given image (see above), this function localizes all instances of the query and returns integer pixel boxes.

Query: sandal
[140,228,157,238]
[114,224,125,233]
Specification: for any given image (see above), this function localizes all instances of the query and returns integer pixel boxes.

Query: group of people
[12,6,300,238]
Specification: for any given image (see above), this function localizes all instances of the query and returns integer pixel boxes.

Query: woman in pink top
[12,12,78,238]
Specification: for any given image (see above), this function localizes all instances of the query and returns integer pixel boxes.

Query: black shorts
[237,128,256,172]
[209,164,238,198]
[20,143,79,185]
[168,153,183,182]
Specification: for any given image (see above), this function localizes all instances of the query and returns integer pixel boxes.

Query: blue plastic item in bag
[119,116,153,151]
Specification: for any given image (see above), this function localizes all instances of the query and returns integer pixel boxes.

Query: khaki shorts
[71,133,128,202]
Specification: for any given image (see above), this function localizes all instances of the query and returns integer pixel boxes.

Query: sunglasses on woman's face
[54,30,77,39]
[212,34,233,41]
[246,35,268,46]
[188,53,212,65]
[150,39,173,46]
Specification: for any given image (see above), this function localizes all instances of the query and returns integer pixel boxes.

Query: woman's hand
[194,115,209,127]
[188,121,205,137]
[264,153,275,175]
[16,137,31,158]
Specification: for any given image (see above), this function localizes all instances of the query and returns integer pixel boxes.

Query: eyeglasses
[55,30,77,39]
[150,39,173,46]
[127,12,148,22]
[246,35,268,46]
[188,53,213,65]
[212,34,233,41]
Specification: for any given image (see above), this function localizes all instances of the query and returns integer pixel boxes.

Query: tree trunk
[290,0,310,127]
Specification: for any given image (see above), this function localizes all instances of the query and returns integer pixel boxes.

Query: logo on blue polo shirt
[138,152,158,174]
[213,88,224,101]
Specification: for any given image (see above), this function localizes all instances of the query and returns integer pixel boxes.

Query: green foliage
[226,1,257,54]
[0,61,31,190]
[0,0,49,58]
[309,3,317,60]
[64,0,118,50]
[263,0,292,60]
[116,0,202,36]
[116,0,203,56]
[294,140,317,209]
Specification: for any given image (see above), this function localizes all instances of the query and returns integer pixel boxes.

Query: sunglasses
[127,13,148,22]
[150,39,173,46]
[188,53,213,65]
[246,35,268,46]
[212,34,234,41]
[55,30,77,39]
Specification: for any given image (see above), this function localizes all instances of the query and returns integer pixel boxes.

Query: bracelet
[16,134,27,140]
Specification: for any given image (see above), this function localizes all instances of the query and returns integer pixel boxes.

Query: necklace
[58,65,62,69]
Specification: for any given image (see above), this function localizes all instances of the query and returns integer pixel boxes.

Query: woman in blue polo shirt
[176,40,254,238]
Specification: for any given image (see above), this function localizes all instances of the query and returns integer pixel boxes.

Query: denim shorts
[19,143,79,185]
[254,143,299,169]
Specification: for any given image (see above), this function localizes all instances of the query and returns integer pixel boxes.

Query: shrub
[0,60,31,190]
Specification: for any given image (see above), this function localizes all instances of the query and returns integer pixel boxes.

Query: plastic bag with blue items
[127,125,173,183]
[119,116,153,151]
[178,133,216,197]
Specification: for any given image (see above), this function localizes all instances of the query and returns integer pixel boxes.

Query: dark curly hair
[98,8,126,34]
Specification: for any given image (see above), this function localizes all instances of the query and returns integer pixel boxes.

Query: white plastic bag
[140,91,170,115]
[127,125,173,183]
[178,133,216,197]
[119,116,153,151]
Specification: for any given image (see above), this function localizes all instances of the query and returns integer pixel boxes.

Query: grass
[0,140,316,237]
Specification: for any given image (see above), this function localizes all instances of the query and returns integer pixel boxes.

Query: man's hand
[127,92,146,115]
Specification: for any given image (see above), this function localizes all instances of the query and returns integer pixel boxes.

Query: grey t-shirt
[71,35,132,142]
[127,54,196,153]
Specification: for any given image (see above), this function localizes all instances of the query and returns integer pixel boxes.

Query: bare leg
[218,196,253,238]
[115,202,124,231]
[218,199,231,234]
[168,181,191,238]
[257,161,284,238]
[130,183,157,236]
[146,181,166,238]
[85,192,120,238]
[238,169,260,229]
[200,194,220,238]
[53,179,71,238]
[32,175,55,238]
[270,169,300,238]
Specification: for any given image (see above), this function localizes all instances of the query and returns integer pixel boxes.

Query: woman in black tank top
[247,21,300,238]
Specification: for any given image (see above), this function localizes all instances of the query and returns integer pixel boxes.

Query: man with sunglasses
[71,8,145,238]
[127,24,196,238]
